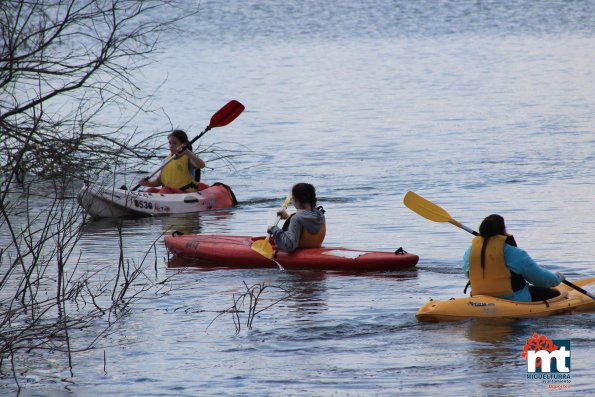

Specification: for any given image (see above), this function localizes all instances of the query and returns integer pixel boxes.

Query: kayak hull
[77,183,236,218]
[164,234,419,272]
[416,277,595,322]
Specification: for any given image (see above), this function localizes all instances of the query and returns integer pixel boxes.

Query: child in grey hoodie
[268,183,326,252]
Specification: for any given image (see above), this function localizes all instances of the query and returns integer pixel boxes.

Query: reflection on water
[80,210,238,245]
[81,213,204,236]
[279,271,330,319]
[466,318,519,344]
[466,319,527,376]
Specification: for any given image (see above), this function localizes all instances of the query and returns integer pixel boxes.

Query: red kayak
[164,234,419,271]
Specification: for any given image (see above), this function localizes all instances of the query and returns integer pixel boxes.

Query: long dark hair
[478,214,507,273]
[169,129,192,151]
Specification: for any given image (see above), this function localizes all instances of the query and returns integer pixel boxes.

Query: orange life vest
[298,223,326,248]
[469,235,514,296]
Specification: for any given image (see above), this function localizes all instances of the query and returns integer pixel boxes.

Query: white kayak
[77,183,237,218]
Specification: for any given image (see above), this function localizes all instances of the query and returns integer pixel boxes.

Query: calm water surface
[3,1,595,395]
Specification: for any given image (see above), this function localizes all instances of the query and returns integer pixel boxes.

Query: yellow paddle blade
[403,191,476,235]
[281,193,292,209]
[251,237,273,259]
[251,192,292,260]
[403,191,454,223]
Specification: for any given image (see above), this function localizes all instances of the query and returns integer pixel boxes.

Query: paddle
[403,191,595,300]
[251,193,293,259]
[131,100,245,191]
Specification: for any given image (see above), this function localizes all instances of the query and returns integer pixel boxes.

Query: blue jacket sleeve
[503,245,562,287]
[463,247,471,277]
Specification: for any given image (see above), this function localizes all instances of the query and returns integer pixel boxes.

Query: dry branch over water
[0,0,200,387]
[209,282,295,334]
[0,0,198,182]
[0,184,162,385]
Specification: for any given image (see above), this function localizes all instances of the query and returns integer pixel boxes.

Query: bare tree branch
[1,0,198,184]
[0,0,202,386]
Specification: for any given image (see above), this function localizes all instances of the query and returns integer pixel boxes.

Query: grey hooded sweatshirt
[269,207,326,252]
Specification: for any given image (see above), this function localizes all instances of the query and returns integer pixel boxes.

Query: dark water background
[2,1,595,395]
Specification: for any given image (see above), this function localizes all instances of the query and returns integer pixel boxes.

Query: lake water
[3,1,595,395]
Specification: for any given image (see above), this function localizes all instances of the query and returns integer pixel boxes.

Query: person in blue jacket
[463,214,565,302]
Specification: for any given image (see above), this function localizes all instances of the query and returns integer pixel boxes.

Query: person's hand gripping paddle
[251,193,292,268]
[132,100,245,191]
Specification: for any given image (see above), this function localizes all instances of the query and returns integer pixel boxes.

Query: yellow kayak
[416,277,595,322]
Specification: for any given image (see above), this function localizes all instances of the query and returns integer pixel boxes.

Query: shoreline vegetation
[0,0,197,387]
[1,2,263,387]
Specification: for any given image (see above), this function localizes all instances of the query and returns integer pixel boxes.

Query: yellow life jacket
[160,155,199,192]
[299,223,326,248]
[469,235,514,296]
